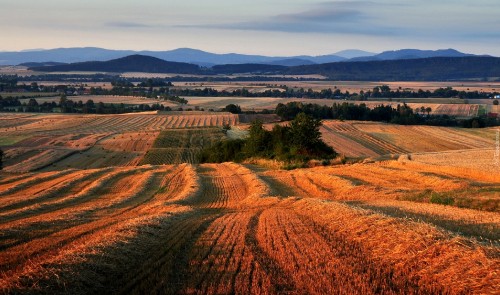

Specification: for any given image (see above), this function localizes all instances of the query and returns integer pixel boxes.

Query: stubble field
[0,110,498,294]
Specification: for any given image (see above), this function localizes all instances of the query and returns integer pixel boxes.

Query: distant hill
[1,47,491,67]
[0,47,335,66]
[333,49,376,59]
[1,47,136,66]
[283,56,500,81]
[30,55,201,74]
[350,49,475,62]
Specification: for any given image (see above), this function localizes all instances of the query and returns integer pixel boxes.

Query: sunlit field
[0,109,498,294]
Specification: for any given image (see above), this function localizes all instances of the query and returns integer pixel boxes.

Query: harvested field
[0,112,238,136]
[1,106,499,294]
[433,104,479,117]
[0,112,238,171]
[320,120,496,158]
[0,159,498,294]
[181,96,485,118]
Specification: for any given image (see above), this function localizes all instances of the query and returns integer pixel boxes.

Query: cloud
[177,1,407,36]
[105,21,151,28]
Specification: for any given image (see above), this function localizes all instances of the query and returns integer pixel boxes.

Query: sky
[1,0,499,56]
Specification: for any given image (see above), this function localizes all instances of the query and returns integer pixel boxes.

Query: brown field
[319,120,495,158]
[0,108,499,294]
[0,158,498,294]
[178,96,487,118]
[173,80,500,93]
[0,112,238,172]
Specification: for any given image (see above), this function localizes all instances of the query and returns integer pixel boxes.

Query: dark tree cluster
[137,79,173,88]
[199,113,336,164]
[223,104,241,114]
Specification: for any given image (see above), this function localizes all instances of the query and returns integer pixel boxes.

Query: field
[140,128,225,165]
[320,120,496,158]
[0,112,238,172]
[0,159,498,294]
[0,109,499,294]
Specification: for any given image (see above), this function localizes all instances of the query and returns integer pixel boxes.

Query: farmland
[0,112,238,172]
[0,159,498,294]
[0,109,499,294]
[141,128,225,165]
[320,120,496,158]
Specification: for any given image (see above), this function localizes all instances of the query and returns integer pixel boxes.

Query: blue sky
[1,0,499,55]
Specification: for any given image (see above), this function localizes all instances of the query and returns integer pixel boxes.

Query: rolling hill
[284,56,500,81]
[29,55,201,74]
[351,49,475,62]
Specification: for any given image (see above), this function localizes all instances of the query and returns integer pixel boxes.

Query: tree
[223,104,241,114]
[425,107,432,116]
[289,113,322,153]
[244,120,271,156]
[494,99,499,105]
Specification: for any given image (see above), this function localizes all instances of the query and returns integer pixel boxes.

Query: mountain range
[28,54,500,81]
[0,47,487,67]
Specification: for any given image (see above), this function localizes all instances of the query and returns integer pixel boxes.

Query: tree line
[0,95,171,114]
[164,85,498,100]
[274,101,500,128]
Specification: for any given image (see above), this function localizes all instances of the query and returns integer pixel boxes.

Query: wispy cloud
[178,1,407,36]
[105,21,151,28]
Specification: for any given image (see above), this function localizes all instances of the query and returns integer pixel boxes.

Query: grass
[401,189,499,212]
[0,136,29,146]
